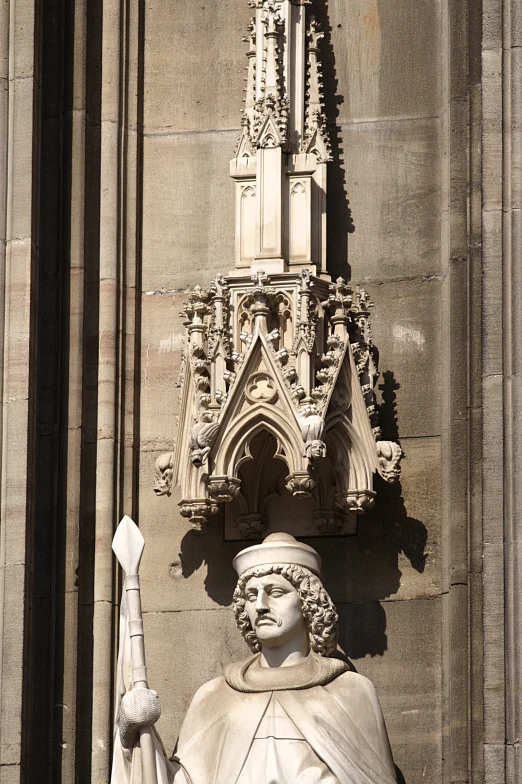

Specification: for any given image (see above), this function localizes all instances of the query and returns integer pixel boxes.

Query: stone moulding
[154,0,403,533]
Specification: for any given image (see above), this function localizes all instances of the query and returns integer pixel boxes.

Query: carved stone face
[309,439,326,460]
[190,446,211,467]
[244,573,307,650]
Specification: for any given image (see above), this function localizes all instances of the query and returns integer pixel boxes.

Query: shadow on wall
[178,515,243,606]
[312,0,355,281]
[321,371,428,662]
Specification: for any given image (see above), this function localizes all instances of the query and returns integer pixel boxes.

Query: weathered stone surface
[328,118,441,282]
[144,608,250,750]
[144,0,250,133]
[139,291,185,448]
[337,597,442,784]
[140,476,241,613]
[0,563,26,767]
[369,278,442,439]
[310,436,441,605]
[481,49,503,212]
[326,0,441,123]
[142,131,236,292]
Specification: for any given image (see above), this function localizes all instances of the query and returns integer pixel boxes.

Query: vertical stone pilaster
[0,0,40,781]
[481,0,522,781]
[91,0,144,779]
[502,0,522,779]
[440,0,474,780]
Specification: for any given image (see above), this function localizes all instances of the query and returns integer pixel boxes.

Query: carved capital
[334,491,376,515]
[208,476,242,503]
[313,510,344,535]
[236,513,268,540]
[179,499,219,533]
[285,471,318,498]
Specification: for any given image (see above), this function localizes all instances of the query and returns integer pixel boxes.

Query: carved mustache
[255,612,283,628]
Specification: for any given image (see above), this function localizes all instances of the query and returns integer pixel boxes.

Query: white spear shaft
[112,515,158,784]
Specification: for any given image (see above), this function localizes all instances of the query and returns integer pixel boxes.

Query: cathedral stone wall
[0,1,518,783]
[139,5,446,784]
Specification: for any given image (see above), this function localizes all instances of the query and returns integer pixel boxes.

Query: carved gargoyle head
[376,440,403,484]
[154,452,174,496]
[189,420,219,467]
[190,447,212,468]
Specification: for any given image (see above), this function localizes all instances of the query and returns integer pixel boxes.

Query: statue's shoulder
[332,669,374,686]
[325,668,380,701]
[178,675,232,747]
[325,669,383,717]
[329,669,377,694]
[191,675,226,704]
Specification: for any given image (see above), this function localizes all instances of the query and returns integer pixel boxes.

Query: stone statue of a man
[111,533,398,783]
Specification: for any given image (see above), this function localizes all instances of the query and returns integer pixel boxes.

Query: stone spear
[112,515,158,784]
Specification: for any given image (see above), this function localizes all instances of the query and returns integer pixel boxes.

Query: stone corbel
[285,470,319,498]
[334,490,376,515]
[208,476,242,503]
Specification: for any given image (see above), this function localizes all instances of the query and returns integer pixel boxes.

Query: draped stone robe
[111,645,398,784]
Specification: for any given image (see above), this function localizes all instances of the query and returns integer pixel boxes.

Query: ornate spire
[155,0,404,536]
[239,0,330,157]
[230,0,331,275]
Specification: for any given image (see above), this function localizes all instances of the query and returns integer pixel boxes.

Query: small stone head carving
[232,563,338,657]
[305,439,327,461]
[189,446,212,469]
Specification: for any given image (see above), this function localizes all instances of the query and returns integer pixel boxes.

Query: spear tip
[112,515,145,576]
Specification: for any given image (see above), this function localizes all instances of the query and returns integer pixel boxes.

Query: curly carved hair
[232,563,338,657]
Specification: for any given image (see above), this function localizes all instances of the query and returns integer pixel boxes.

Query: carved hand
[119,688,161,750]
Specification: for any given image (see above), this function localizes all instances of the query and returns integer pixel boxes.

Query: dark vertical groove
[23,0,65,780]
[133,0,145,526]
[311,0,353,281]
[75,0,102,780]
[52,0,75,780]
[118,0,129,526]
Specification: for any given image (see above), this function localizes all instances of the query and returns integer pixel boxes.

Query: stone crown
[233,532,322,577]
